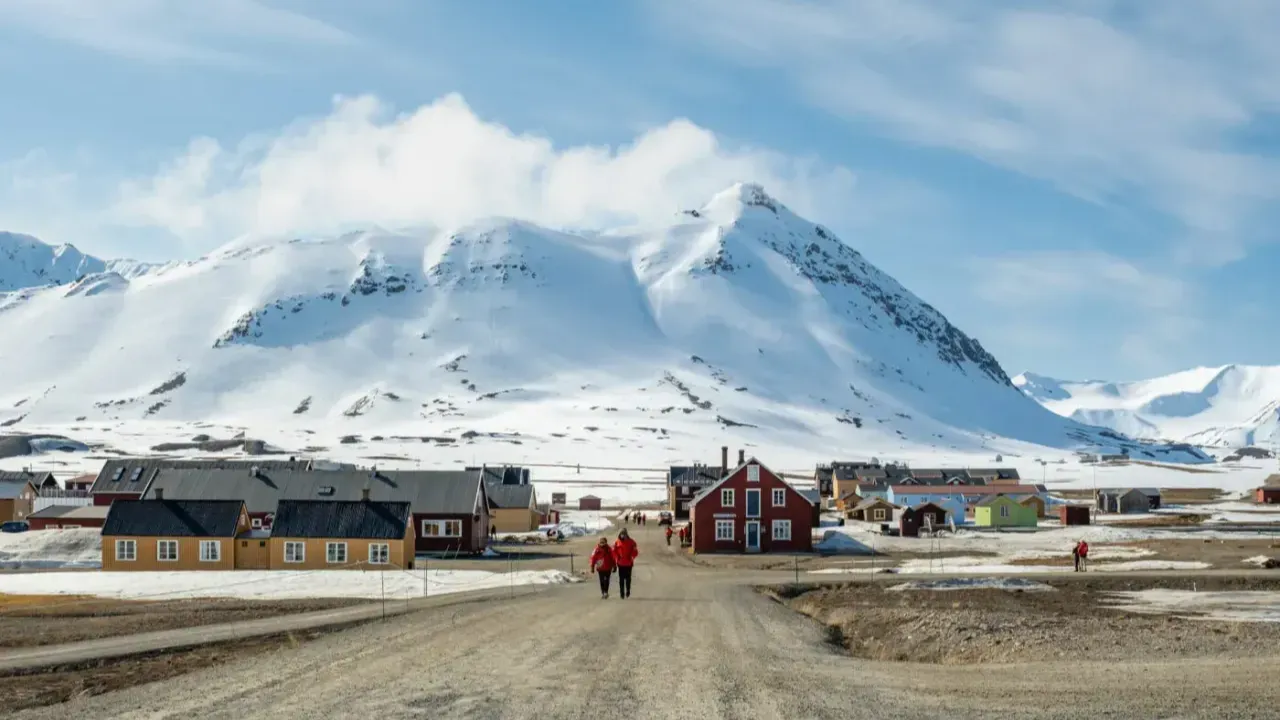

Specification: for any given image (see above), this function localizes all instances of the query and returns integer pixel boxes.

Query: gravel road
[14,523,1280,719]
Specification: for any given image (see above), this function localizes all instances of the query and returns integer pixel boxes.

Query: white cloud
[0,0,353,65]
[651,0,1280,265]
[110,93,858,251]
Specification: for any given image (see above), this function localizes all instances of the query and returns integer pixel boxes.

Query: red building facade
[689,457,814,554]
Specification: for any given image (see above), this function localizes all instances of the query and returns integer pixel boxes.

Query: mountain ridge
[0,185,1207,463]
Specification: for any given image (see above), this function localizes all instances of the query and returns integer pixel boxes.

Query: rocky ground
[0,595,360,648]
[770,575,1280,665]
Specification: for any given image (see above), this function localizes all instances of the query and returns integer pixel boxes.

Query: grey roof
[798,489,821,505]
[854,468,887,480]
[975,494,1021,507]
[27,504,77,519]
[0,471,55,490]
[468,465,530,485]
[1098,487,1160,497]
[89,458,321,496]
[142,467,485,516]
[271,499,411,539]
[28,505,109,520]
[911,468,944,478]
[0,478,36,499]
[486,481,535,509]
[853,497,896,511]
[668,464,723,487]
[102,499,244,537]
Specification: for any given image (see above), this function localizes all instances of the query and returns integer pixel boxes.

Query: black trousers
[618,566,633,596]
[597,570,611,594]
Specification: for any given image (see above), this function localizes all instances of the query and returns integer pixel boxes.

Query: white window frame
[284,541,306,564]
[772,520,792,541]
[999,504,1010,518]
[720,489,734,507]
[326,542,348,564]
[251,517,263,529]
[422,519,462,538]
[157,539,178,562]
[368,543,390,565]
[745,488,761,519]
[199,540,221,563]
[872,508,887,521]
[115,539,136,562]
[714,519,734,541]
[771,488,786,507]
[747,465,760,482]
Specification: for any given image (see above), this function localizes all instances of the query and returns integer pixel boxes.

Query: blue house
[885,487,970,526]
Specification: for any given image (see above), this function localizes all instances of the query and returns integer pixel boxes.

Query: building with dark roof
[140,466,491,554]
[101,498,249,571]
[88,457,334,506]
[269,498,414,570]
[0,470,57,493]
[0,476,39,523]
[668,464,725,520]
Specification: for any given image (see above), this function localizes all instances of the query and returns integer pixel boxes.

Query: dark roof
[486,481,535,509]
[853,497,896,510]
[668,464,723,487]
[975,494,1022,507]
[1098,487,1160,497]
[0,470,56,490]
[813,466,834,483]
[797,489,821,505]
[911,468,944,478]
[143,467,485,515]
[468,465,530,485]
[891,484,1042,496]
[27,505,77,519]
[102,500,245,537]
[854,468,887,481]
[0,479,36,499]
[89,458,324,496]
[272,500,411,539]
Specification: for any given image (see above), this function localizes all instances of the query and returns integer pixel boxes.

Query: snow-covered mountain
[1014,366,1280,448]
[0,184,1207,463]
[0,232,161,292]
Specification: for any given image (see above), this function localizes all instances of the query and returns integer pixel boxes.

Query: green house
[974,494,1038,528]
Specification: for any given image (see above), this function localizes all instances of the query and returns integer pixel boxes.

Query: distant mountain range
[0,186,1207,463]
[1015,366,1280,449]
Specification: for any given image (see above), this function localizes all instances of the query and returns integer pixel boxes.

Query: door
[746,489,760,518]
[745,521,761,552]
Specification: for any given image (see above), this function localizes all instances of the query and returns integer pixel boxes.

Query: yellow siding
[491,507,540,533]
[102,536,236,571]
[268,534,412,570]
[234,537,271,569]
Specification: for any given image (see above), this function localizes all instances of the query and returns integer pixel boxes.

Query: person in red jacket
[665,525,674,546]
[588,537,616,599]
[612,528,639,599]
[1077,540,1090,572]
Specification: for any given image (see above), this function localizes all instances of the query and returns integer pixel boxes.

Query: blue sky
[0,0,1276,382]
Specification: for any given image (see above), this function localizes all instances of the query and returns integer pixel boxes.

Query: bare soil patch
[0,595,360,648]
[0,625,355,712]
[1109,513,1206,527]
[766,576,1280,665]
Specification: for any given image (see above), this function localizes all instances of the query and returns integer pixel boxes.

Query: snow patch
[887,577,1055,592]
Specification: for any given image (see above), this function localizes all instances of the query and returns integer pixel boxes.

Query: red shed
[26,504,110,530]
[688,456,813,554]
[1257,487,1280,504]
[578,495,602,511]
[1058,504,1091,525]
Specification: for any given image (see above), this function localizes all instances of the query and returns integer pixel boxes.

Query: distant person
[665,525,674,546]
[1071,541,1081,572]
[589,537,616,599]
[641,513,647,526]
[490,525,496,539]
[1078,540,1089,572]
[613,528,639,599]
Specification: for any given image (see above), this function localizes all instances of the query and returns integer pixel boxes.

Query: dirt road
[14,522,1280,719]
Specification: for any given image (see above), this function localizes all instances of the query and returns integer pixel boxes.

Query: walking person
[665,525,673,546]
[1078,539,1089,572]
[1071,541,1081,572]
[613,528,639,599]
[589,537,616,599]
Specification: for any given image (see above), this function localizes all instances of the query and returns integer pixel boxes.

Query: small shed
[1058,505,1091,526]
[551,492,567,505]
[899,502,948,537]
[1257,487,1280,505]
[27,504,110,530]
[1097,488,1159,514]
[578,495,602,511]
[1019,495,1047,518]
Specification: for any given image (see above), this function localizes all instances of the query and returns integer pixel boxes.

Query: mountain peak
[0,231,108,292]
[700,182,786,219]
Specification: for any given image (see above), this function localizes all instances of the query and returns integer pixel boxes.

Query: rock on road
[15,523,1280,719]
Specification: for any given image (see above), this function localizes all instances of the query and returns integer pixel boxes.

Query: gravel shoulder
[12,524,1280,719]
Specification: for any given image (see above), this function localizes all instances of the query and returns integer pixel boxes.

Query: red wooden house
[688,456,813,554]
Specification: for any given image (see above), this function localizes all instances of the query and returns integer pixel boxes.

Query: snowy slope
[1014,366,1280,447]
[0,184,1206,463]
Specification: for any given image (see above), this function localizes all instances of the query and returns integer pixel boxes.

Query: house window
[872,508,886,521]
[772,488,786,507]
[369,543,390,565]
[720,489,734,507]
[326,542,348,564]
[772,520,792,541]
[199,540,221,562]
[747,465,760,482]
[251,518,263,529]
[284,542,306,563]
[715,519,734,541]
[115,539,136,562]
[157,540,178,562]
[422,520,462,537]
[680,501,690,511]
[999,505,1010,518]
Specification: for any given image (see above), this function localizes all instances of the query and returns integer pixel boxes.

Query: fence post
[423,555,428,598]
[569,553,575,575]
[793,555,799,584]
[380,569,386,621]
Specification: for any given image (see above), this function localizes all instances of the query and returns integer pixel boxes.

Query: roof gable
[976,494,1021,508]
[0,479,37,500]
[486,481,535,509]
[103,499,245,537]
[688,457,808,508]
[271,499,411,539]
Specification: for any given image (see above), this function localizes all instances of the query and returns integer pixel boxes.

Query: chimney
[738,449,745,466]
[361,486,371,502]
[154,487,164,501]
[721,446,728,477]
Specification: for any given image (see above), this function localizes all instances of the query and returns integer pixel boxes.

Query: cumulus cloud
[111,93,858,249]
[652,0,1280,265]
